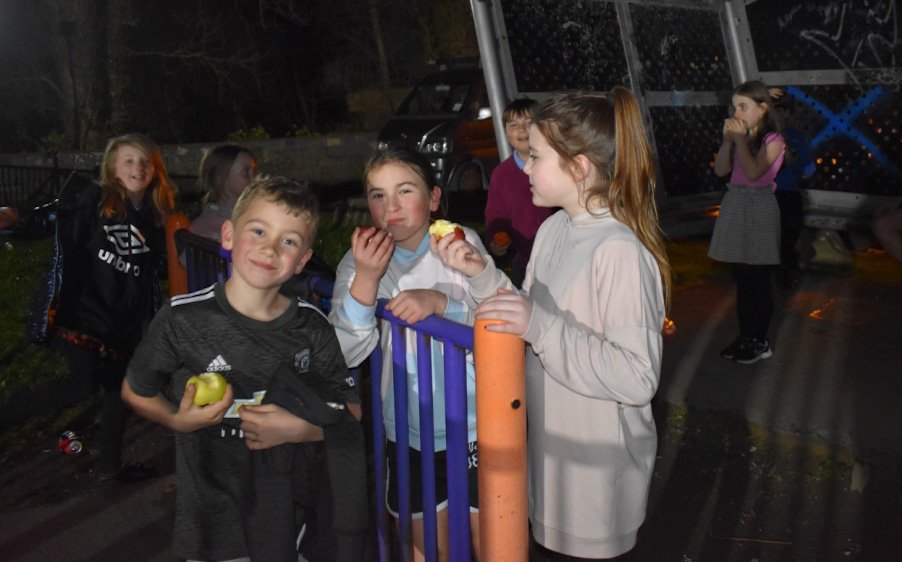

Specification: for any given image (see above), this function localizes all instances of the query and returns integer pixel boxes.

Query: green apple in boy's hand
[185,372,228,406]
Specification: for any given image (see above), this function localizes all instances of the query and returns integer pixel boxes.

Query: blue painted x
[786,85,897,176]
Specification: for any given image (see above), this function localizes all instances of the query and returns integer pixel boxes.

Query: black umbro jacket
[54,182,165,350]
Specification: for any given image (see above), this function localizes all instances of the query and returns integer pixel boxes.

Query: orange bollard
[475,318,528,562]
[165,212,190,297]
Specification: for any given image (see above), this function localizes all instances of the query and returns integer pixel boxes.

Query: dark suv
[377,67,499,219]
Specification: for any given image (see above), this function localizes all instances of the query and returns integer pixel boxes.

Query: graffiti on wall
[798,1,898,89]
[751,0,900,90]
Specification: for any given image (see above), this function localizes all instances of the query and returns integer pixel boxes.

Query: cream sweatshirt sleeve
[467,254,518,301]
[522,238,663,406]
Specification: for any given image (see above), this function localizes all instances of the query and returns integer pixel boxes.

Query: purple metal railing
[174,229,232,292]
[373,300,475,562]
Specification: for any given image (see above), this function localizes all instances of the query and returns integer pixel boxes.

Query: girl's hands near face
[351,226,393,281]
[722,118,732,141]
[386,289,447,324]
[173,383,234,433]
[430,232,487,277]
[724,117,747,141]
[475,289,533,336]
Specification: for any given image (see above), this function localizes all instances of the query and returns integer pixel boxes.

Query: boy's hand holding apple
[173,373,235,433]
[186,372,229,405]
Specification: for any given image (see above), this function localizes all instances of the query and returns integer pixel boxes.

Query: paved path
[2,248,900,561]
[0,474,177,562]
[660,268,902,463]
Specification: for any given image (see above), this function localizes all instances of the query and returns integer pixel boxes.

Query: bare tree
[54,1,112,149]
[412,0,479,63]
[368,0,392,92]
[0,0,478,151]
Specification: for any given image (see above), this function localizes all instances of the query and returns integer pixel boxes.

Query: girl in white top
[434,89,672,559]
[330,147,485,561]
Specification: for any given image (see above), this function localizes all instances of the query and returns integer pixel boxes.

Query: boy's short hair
[232,175,320,237]
[502,98,536,125]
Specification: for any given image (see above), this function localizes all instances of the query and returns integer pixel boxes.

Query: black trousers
[731,263,774,341]
[56,338,130,474]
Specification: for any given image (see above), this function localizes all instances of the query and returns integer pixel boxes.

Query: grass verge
[0,237,67,401]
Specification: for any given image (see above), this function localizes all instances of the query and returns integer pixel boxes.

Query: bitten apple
[429,219,464,242]
[185,372,228,406]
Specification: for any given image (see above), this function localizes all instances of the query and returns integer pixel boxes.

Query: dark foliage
[0,0,438,152]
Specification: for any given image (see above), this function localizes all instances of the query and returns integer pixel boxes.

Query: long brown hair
[98,134,177,221]
[199,144,257,205]
[532,88,672,306]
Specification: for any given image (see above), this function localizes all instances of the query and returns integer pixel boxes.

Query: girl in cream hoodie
[433,89,672,559]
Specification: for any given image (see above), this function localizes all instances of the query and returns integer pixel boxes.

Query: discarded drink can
[58,430,83,455]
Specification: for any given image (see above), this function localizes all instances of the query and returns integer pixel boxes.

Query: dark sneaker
[734,338,773,364]
[720,336,748,359]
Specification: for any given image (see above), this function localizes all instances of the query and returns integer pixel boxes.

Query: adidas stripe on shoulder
[171,284,217,308]
[296,297,329,321]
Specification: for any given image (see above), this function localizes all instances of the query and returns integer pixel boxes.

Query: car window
[397,81,473,116]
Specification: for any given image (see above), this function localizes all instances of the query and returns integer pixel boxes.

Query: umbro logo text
[97,249,141,277]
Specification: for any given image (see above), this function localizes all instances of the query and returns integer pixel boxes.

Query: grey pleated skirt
[708,183,781,265]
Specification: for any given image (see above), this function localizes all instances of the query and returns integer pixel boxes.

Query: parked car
[377,67,499,220]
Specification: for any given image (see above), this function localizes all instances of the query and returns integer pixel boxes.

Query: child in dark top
[770,87,814,288]
[484,98,553,287]
[44,134,176,482]
[773,123,810,286]
[123,176,366,562]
